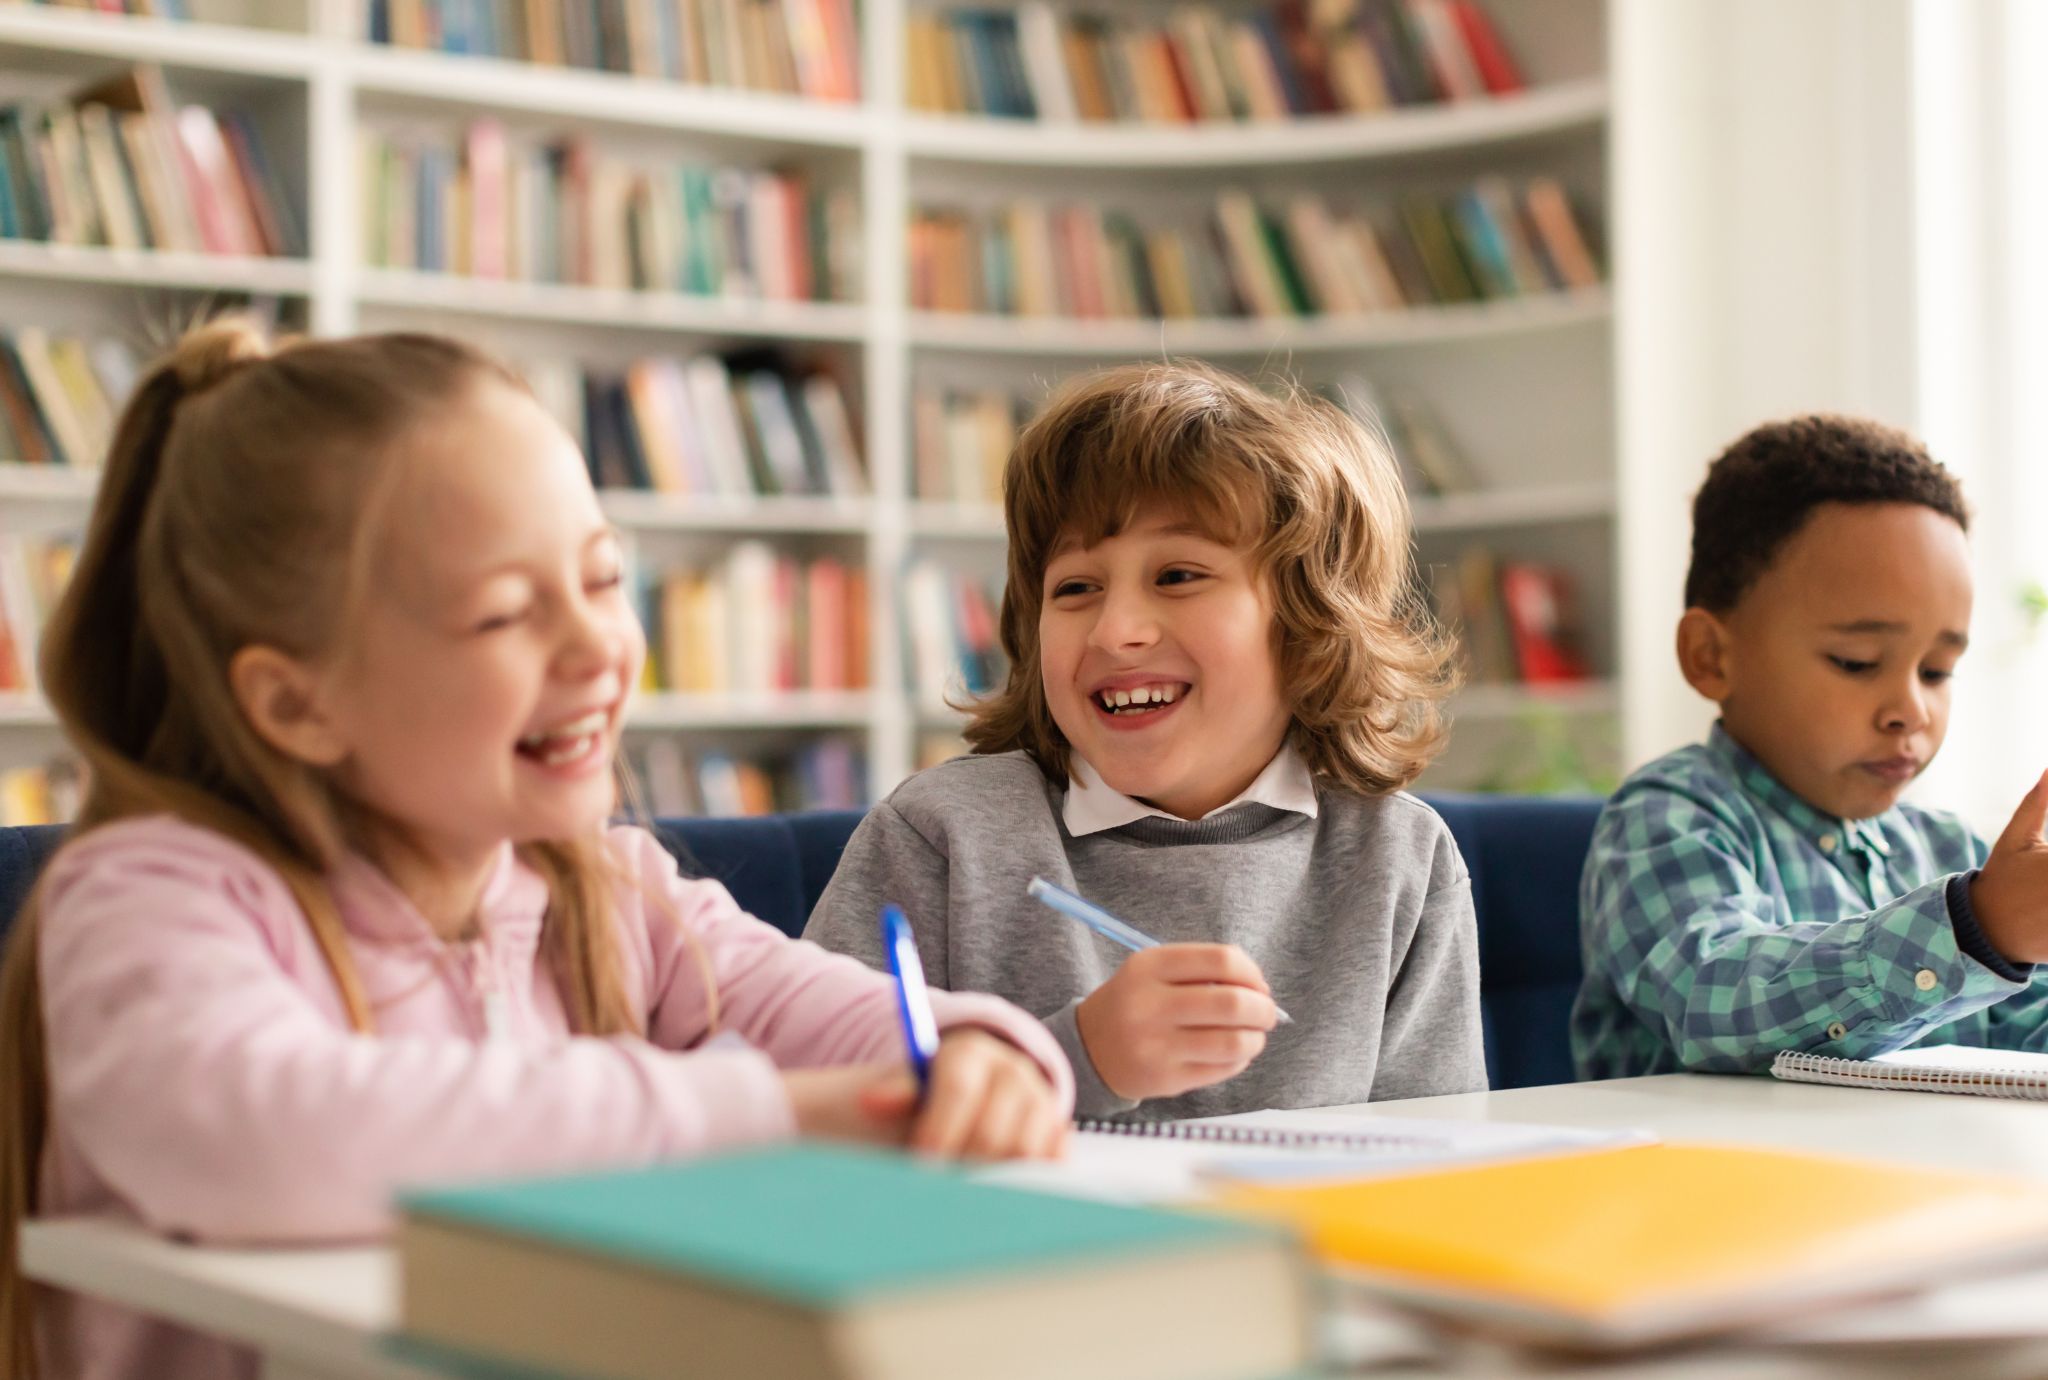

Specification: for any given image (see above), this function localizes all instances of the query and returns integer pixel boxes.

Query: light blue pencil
[1026,876,1294,1026]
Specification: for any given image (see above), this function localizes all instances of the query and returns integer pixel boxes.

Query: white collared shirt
[1061,743,1321,837]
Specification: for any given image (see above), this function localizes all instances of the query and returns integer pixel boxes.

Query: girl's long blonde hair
[0,320,654,1376]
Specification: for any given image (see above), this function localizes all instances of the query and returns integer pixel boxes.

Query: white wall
[1612,0,1921,770]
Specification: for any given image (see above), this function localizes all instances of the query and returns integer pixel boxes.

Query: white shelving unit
[0,0,1617,798]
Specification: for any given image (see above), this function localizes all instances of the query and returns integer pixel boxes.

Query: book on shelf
[629,734,865,814]
[903,560,1003,708]
[361,121,859,302]
[1321,371,1475,496]
[19,0,190,15]
[0,66,300,258]
[906,0,1524,122]
[637,543,868,695]
[910,383,1023,506]
[524,351,865,500]
[909,175,1599,320]
[0,329,142,471]
[0,533,78,697]
[1433,547,1589,688]
[365,0,861,103]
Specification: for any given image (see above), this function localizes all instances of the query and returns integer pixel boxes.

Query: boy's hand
[1970,771,2048,964]
[1073,944,1279,1102]
[781,1031,1067,1161]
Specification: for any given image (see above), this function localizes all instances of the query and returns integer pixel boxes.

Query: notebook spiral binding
[1074,1119,1437,1151]
[1772,1051,2048,1101]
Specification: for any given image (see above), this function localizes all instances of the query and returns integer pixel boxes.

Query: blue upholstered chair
[0,794,1601,1090]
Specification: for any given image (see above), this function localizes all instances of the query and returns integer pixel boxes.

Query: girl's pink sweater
[32,815,1073,1379]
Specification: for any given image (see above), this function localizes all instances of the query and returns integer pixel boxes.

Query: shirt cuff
[1947,870,2033,984]
[1040,1000,1140,1121]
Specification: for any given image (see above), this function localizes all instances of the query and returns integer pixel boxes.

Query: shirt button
[1826,1021,1848,1040]
[1818,833,1839,853]
[1915,968,1938,992]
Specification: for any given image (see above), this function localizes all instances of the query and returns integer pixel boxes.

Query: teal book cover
[400,1143,1283,1307]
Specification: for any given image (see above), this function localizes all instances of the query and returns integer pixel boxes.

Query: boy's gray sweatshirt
[802,751,1486,1121]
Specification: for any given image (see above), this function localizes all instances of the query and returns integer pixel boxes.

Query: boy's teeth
[1097,684,1183,712]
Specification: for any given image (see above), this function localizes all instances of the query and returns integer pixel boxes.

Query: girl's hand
[780,1030,1067,1160]
[908,1028,1069,1161]
[780,1063,923,1147]
[1073,943,1278,1101]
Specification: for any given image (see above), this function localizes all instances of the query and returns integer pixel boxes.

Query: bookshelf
[0,0,1618,810]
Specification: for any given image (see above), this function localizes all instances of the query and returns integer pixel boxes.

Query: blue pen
[1026,877,1294,1026]
[880,903,940,1093]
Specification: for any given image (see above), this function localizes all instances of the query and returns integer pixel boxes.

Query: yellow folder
[1212,1142,2048,1348]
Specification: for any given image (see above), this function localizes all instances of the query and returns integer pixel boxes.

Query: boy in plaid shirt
[1573,416,2048,1078]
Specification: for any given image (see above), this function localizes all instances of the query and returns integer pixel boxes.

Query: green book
[399,1144,1311,1380]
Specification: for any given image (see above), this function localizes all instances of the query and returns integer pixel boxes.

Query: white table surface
[22,1073,2048,1379]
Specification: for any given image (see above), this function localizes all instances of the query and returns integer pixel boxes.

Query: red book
[1449,0,1524,95]
[1499,563,1588,683]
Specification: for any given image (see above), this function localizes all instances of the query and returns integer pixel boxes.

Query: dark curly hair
[1684,414,1969,612]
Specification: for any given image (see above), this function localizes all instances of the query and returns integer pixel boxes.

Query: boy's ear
[1676,607,1735,703]
[229,645,350,768]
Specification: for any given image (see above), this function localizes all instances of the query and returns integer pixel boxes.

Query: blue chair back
[0,796,1599,1089]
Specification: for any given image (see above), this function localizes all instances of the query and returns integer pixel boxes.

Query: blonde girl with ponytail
[0,320,1072,1380]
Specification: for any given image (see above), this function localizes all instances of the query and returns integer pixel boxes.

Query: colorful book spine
[629,734,866,814]
[911,384,1024,505]
[906,0,1525,122]
[523,352,864,500]
[638,544,869,695]
[361,123,858,304]
[909,178,1599,319]
[368,0,861,102]
[0,71,299,260]
[903,559,1004,706]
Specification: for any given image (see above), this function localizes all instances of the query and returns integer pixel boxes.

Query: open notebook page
[977,1107,1651,1205]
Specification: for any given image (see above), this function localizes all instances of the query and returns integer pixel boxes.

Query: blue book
[398,1144,1311,1380]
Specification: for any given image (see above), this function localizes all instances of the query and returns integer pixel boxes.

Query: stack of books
[908,0,1523,122]
[523,353,864,499]
[910,175,1599,319]
[629,735,865,815]
[0,329,143,471]
[366,0,861,101]
[361,121,859,302]
[903,559,1002,708]
[1434,548,1590,687]
[639,544,868,695]
[0,68,302,257]
[910,383,1023,506]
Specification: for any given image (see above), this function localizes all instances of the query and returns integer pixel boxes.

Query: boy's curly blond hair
[964,360,1461,796]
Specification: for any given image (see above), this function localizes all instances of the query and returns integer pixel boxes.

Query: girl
[0,321,1073,1380]
[806,361,1484,1121]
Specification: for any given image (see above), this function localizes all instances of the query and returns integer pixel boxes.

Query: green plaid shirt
[1573,724,2048,1079]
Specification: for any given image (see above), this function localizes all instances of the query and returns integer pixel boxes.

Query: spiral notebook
[979,1109,1651,1204]
[1772,1044,2048,1100]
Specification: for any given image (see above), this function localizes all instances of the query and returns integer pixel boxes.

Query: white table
[22,1073,2048,1379]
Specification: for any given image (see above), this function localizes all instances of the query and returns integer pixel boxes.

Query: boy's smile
[1039,509,1292,820]
[1678,501,1972,821]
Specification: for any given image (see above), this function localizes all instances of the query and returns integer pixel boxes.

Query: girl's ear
[229,645,350,767]
[1676,607,1735,704]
